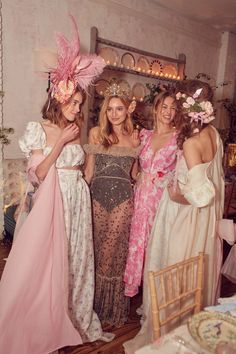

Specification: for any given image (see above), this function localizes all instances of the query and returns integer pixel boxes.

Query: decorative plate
[98,47,119,66]
[188,311,236,352]
[132,83,146,101]
[117,79,131,96]
[121,52,135,69]
[150,59,163,74]
[162,64,178,77]
[136,56,150,72]
[95,79,110,96]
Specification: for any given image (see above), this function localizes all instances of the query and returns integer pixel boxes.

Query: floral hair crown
[50,15,106,104]
[104,82,131,99]
[176,88,215,125]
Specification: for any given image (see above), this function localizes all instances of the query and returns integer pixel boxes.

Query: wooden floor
[1,239,236,354]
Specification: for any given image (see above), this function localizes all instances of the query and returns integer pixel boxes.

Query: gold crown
[104,82,130,98]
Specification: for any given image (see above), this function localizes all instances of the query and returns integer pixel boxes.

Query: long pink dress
[124,128,178,297]
[0,122,113,354]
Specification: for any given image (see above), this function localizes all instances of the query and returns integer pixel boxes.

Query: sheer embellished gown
[84,144,139,327]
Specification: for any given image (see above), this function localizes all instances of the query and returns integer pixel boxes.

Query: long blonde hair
[98,96,134,148]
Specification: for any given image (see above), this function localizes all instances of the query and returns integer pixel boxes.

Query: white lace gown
[19,121,112,343]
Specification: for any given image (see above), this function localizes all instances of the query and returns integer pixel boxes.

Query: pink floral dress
[124,128,178,297]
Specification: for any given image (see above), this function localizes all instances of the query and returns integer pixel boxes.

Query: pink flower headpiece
[50,15,106,104]
[176,88,215,125]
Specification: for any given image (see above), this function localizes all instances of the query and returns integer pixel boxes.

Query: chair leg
[149,271,161,339]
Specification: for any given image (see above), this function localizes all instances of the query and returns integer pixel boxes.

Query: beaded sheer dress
[84,144,139,326]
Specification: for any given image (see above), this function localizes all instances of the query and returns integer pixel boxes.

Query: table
[136,323,208,354]
[136,298,236,354]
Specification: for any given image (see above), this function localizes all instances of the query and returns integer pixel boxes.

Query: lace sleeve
[182,164,215,207]
[19,122,46,158]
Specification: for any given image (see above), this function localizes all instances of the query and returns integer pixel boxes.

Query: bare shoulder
[88,126,101,144]
[41,119,51,127]
[183,134,201,151]
[41,119,56,131]
[183,136,202,168]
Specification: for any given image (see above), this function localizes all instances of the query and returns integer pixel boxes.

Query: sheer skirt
[92,198,133,326]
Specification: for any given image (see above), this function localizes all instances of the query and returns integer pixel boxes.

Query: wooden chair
[148,252,204,340]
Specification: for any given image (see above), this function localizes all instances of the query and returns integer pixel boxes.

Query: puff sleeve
[182,164,215,207]
[140,128,152,147]
[19,122,46,158]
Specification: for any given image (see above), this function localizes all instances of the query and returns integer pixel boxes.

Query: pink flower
[186,97,195,105]
[183,102,190,108]
[176,92,182,100]
[157,171,164,178]
[54,80,75,104]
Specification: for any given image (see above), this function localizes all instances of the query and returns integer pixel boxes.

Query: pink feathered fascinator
[49,15,106,104]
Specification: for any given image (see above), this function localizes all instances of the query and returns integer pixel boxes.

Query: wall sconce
[34,49,57,92]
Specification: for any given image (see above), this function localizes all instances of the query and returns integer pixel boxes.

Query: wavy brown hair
[152,90,180,129]
[175,80,214,149]
[41,87,86,128]
[98,95,134,148]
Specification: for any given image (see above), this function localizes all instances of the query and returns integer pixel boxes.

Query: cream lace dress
[124,126,225,353]
[19,122,113,343]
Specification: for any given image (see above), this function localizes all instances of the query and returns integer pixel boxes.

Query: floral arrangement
[176,88,215,125]
[53,80,75,104]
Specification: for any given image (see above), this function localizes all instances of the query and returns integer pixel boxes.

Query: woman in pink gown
[0,17,111,354]
[124,91,179,297]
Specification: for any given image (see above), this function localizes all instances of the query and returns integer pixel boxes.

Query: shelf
[88,26,187,129]
[96,36,185,66]
[90,26,186,81]
[105,65,180,82]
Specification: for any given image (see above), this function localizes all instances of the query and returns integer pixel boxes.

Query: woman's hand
[131,129,140,148]
[60,124,80,145]
[168,182,189,205]
[35,123,80,182]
